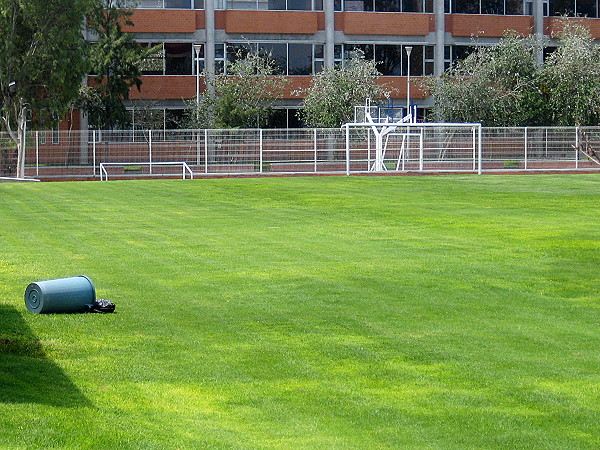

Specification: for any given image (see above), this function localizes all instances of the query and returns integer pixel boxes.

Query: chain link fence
[1,126,598,180]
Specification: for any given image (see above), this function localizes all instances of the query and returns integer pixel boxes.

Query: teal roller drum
[25,276,96,314]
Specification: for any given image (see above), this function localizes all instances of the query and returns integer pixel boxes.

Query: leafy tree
[538,21,600,126]
[79,0,155,130]
[425,32,542,126]
[426,23,600,126]
[299,51,388,128]
[185,49,288,129]
[0,0,94,177]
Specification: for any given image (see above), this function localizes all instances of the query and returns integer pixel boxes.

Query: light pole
[193,43,202,127]
[193,43,203,107]
[405,46,413,123]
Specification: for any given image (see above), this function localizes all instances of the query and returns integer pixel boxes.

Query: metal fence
[1,126,599,180]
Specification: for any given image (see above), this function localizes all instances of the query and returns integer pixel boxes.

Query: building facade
[84,0,600,129]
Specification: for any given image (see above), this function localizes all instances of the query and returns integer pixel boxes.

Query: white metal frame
[100,162,194,181]
[343,105,482,175]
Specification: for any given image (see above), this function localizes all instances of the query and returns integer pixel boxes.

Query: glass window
[344,0,373,10]
[229,0,320,9]
[139,0,163,7]
[577,0,597,16]
[550,0,574,15]
[377,0,401,11]
[288,0,313,9]
[452,0,480,13]
[401,0,419,11]
[164,0,191,7]
[269,0,286,8]
[424,45,434,75]
[140,43,165,75]
[194,0,204,7]
[165,43,192,75]
[215,44,225,74]
[376,45,403,75]
[258,43,287,74]
[288,44,313,75]
[228,0,258,9]
[506,0,522,13]
[481,0,504,13]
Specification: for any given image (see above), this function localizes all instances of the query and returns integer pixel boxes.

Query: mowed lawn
[1,174,599,448]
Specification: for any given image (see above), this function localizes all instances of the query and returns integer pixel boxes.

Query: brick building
[82,0,600,129]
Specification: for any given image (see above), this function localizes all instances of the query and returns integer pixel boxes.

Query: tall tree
[0,0,93,177]
[426,23,600,126]
[299,51,388,128]
[185,48,288,129]
[425,32,542,126]
[539,21,600,126]
[80,0,153,130]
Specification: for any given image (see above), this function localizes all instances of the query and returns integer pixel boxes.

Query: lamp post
[193,43,202,127]
[193,44,203,107]
[405,46,413,123]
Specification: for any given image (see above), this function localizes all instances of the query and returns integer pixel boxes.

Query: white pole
[524,127,528,170]
[259,129,263,173]
[35,131,39,177]
[204,129,208,173]
[477,125,483,175]
[93,130,97,177]
[314,128,318,173]
[419,131,423,171]
[472,127,476,171]
[575,127,579,169]
[149,129,153,174]
[19,106,27,178]
[405,46,413,123]
[345,125,350,176]
[194,44,202,111]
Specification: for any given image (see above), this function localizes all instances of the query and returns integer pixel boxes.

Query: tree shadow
[0,304,93,407]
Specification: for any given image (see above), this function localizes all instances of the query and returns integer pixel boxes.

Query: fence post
[472,127,476,172]
[259,129,263,173]
[148,129,153,174]
[204,129,208,174]
[196,129,201,167]
[314,128,318,173]
[419,130,423,172]
[524,127,528,170]
[477,125,482,175]
[35,131,39,177]
[93,130,97,177]
[575,126,579,169]
[345,126,350,176]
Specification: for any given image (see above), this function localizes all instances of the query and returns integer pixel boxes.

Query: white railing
[1,127,598,180]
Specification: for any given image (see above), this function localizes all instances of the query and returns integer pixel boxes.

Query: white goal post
[99,162,194,181]
[344,102,483,175]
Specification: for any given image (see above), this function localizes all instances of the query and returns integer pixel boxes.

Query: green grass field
[1,174,599,448]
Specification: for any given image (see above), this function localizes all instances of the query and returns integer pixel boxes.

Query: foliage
[427,23,600,126]
[425,32,542,126]
[1,176,600,447]
[184,49,288,129]
[538,21,600,126]
[299,51,388,128]
[0,0,94,176]
[80,0,155,130]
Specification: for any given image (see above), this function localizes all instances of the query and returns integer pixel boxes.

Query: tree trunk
[2,100,27,178]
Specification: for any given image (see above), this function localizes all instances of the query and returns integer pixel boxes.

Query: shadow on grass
[0,304,92,407]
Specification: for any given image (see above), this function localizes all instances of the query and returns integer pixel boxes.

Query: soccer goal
[343,100,483,174]
[99,162,194,181]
